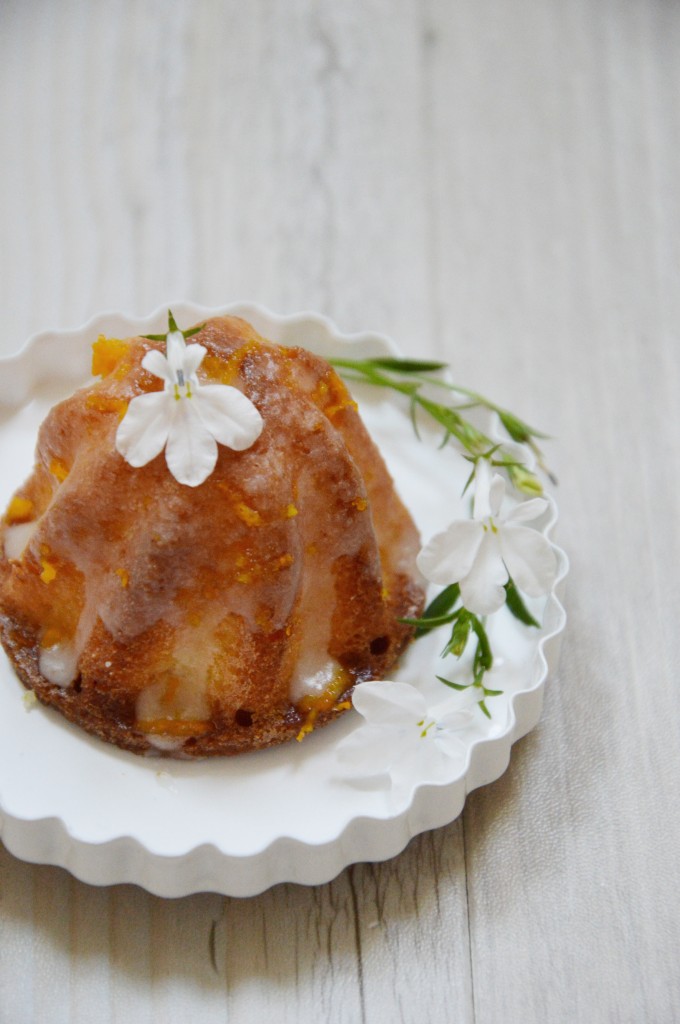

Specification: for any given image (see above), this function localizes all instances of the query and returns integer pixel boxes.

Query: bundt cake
[0,315,425,757]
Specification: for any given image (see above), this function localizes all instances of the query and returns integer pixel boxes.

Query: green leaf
[470,615,493,672]
[366,369,420,396]
[183,322,206,339]
[505,462,544,497]
[329,356,448,374]
[413,395,458,431]
[409,394,422,440]
[410,583,461,637]
[365,357,449,373]
[504,577,540,627]
[498,409,549,443]
[478,699,492,719]
[422,582,461,619]
[399,610,458,630]
[142,314,206,343]
[436,675,470,692]
[461,465,476,497]
[442,611,471,658]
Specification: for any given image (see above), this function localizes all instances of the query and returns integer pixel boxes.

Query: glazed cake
[0,316,425,757]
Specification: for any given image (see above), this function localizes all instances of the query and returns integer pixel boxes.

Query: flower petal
[181,343,206,381]
[416,520,485,585]
[500,524,557,597]
[505,497,549,524]
[165,398,218,487]
[459,530,508,614]
[488,473,506,517]
[115,390,172,467]
[433,727,467,758]
[351,680,428,724]
[336,725,407,775]
[194,384,263,451]
[431,702,476,730]
[166,330,187,379]
[391,739,451,787]
[141,349,174,384]
[473,458,493,519]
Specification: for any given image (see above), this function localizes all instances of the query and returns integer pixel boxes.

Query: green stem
[330,357,551,484]
[470,615,493,673]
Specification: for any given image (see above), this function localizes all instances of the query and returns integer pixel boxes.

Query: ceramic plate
[0,303,567,897]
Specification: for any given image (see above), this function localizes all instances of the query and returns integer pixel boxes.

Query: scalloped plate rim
[0,303,568,897]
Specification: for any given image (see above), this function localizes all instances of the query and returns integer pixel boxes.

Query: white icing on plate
[0,303,568,897]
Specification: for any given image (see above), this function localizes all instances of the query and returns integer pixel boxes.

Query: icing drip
[285,453,370,704]
[4,522,38,561]
[135,668,211,748]
[39,643,78,687]
[145,734,184,753]
[291,657,343,704]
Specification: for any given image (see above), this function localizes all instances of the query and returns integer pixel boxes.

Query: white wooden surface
[1,1,679,1021]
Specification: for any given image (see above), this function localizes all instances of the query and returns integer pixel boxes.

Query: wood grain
[1,0,679,1021]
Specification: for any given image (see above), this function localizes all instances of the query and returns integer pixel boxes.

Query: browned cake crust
[0,317,425,757]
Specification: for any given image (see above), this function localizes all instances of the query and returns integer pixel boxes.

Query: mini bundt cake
[0,315,425,757]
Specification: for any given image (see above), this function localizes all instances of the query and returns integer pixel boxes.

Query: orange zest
[40,558,57,584]
[234,502,262,527]
[202,340,258,385]
[115,567,129,588]
[312,371,358,421]
[5,496,34,524]
[86,393,128,419]
[49,458,70,482]
[91,335,130,377]
[296,667,351,741]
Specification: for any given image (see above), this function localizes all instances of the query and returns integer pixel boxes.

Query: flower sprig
[329,348,558,785]
[400,583,498,718]
[408,457,556,715]
[329,355,552,494]
[330,354,557,719]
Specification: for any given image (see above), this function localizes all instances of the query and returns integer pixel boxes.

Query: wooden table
[1,2,678,1020]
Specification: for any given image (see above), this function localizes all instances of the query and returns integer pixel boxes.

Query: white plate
[0,303,568,897]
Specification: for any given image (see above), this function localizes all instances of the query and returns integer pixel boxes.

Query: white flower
[116,330,263,487]
[416,459,557,616]
[336,681,472,786]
